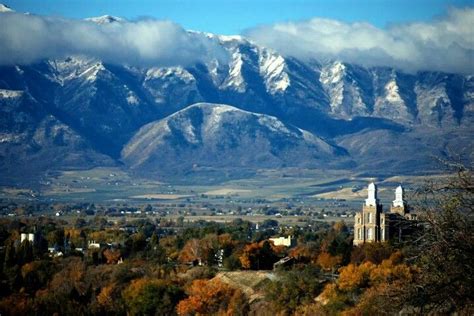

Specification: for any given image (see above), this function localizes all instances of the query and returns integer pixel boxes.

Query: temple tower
[354,183,383,246]
[391,185,406,216]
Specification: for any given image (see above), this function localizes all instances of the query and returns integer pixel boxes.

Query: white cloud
[0,13,228,67]
[244,7,474,74]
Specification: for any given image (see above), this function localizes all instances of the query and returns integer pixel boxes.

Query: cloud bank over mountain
[245,7,474,74]
[0,12,228,67]
[0,7,473,74]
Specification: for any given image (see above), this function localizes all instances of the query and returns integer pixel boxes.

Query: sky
[1,0,473,74]
[3,0,473,35]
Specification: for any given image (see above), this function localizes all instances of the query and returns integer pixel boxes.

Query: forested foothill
[0,167,472,315]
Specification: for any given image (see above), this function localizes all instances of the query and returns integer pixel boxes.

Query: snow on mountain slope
[85,15,126,24]
[373,74,415,123]
[258,49,290,94]
[122,103,350,174]
[319,61,372,118]
[0,18,472,181]
[0,3,13,12]
[143,66,203,115]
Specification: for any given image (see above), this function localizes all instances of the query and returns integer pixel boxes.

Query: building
[269,236,295,247]
[353,183,416,246]
[20,233,35,243]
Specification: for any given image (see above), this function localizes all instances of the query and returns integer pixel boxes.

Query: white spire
[365,182,379,206]
[393,185,405,208]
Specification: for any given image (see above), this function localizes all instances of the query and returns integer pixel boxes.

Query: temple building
[353,183,417,246]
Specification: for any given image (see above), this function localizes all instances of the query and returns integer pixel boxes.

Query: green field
[0,166,449,211]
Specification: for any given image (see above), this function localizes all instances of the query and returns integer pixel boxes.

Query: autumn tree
[20,260,54,294]
[239,240,278,270]
[289,242,320,264]
[312,251,415,314]
[316,251,341,272]
[177,279,248,315]
[350,242,393,265]
[122,278,184,316]
[103,248,122,264]
[178,238,202,265]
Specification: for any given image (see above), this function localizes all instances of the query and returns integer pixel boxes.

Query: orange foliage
[218,233,235,247]
[320,254,415,313]
[239,240,279,270]
[178,239,202,263]
[289,244,319,263]
[0,293,31,315]
[338,262,374,291]
[177,279,247,316]
[97,283,115,308]
[103,248,122,264]
[239,242,261,269]
[317,252,342,271]
[21,261,37,279]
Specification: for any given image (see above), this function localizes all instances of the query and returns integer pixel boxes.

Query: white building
[20,233,35,243]
[269,236,294,247]
[353,183,416,246]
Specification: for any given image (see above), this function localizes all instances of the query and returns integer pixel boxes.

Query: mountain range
[0,12,472,185]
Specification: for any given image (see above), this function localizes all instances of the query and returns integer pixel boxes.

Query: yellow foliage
[318,283,339,305]
[64,228,81,240]
[338,264,363,291]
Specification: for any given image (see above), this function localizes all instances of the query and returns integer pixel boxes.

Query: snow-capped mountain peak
[0,3,13,12]
[85,15,125,25]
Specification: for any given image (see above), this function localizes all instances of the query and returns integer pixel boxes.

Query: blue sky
[4,0,473,34]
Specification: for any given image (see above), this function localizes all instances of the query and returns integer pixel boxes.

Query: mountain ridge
[0,16,472,182]
[121,103,352,176]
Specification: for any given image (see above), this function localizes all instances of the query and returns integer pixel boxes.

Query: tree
[350,242,393,265]
[103,248,122,264]
[265,266,324,314]
[239,241,278,270]
[289,242,320,264]
[123,278,184,316]
[401,164,474,313]
[178,239,202,264]
[177,279,248,315]
[47,228,65,251]
[313,254,414,314]
[316,252,341,272]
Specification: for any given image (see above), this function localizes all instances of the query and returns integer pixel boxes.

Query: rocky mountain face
[122,103,352,176]
[0,17,472,182]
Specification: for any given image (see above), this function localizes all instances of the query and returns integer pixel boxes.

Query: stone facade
[353,183,415,246]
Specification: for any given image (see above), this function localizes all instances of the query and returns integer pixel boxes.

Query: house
[269,236,295,247]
